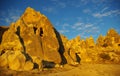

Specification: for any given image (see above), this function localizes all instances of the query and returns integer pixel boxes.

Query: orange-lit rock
[0,23,24,52]
[23,61,34,71]
[22,7,41,25]
[20,7,61,63]
[8,51,26,71]
[0,7,62,71]
[85,36,95,48]
[0,7,120,72]
[62,36,81,65]
[0,51,8,68]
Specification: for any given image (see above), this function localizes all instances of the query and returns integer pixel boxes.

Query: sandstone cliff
[0,7,62,71]
[0,7,120,71]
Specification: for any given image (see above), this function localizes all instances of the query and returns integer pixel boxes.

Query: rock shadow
[42,60,56,68]
[16,26,32,61]
[54,28,67,65]
[76,53,81,63]
[0,26,9,44]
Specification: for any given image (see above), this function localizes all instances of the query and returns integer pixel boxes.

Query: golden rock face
[0,7,120,71]
[0,52,8,67]
[22,7,41,25]
[61,28,120,64]
[0,7,62,71]
[23,61,34,71]
[8,51,26,71]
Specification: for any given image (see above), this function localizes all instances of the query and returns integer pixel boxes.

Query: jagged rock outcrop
[96,35,105,47]
[61,36,81,65]
[0,7,62,71]
[61,29,120,64]
[0,23,24,52]
[85,36,95,48]
[17,7,61,63]
[95,29,120,63]
[62,35,93,64]
[0,7,120,72]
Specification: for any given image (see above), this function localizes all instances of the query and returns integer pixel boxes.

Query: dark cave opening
[40,27,43,37]
[33,27,37,34]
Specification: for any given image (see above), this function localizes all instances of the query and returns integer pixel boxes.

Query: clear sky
[0,0,120,40]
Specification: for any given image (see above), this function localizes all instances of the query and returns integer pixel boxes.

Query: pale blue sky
[0,0,120,40]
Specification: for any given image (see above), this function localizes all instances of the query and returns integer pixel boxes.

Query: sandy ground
[0,64,120,76]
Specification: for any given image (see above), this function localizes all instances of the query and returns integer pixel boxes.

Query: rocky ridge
[0,7,120,71]
[60,28,120,64]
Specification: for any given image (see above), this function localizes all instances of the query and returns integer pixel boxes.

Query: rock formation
[61,29,120,64]
[0,7,62,71]
[61,36,81,65]
[0,7,120,72]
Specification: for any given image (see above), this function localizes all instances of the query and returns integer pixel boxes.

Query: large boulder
[0,51,8,68]
[8,51,26,71]
[0,50,26,70]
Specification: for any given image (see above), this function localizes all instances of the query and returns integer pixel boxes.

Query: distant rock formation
[61,28,120,64]
[0,7,120,71]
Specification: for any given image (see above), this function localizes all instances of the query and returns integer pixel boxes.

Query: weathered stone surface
[96,35,105,47]
[42,36,61,63]
[22,7,41,25]
[0,7,62,71]
[23,61,34,71]
[62,36,81,65]
[0,7,120,72]
[0,23,23,52]
[0,51,8,67]
[85,36,95,48]
[19,26,43,58]
[32,56,43,70]
[61,30,120,64]
[17,7,61,64]
[8,51,26,71]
